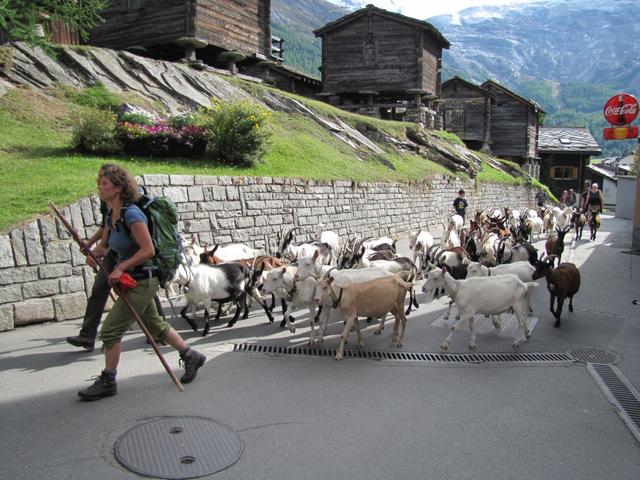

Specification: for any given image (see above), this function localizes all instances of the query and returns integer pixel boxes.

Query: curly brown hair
[100,164,141,204]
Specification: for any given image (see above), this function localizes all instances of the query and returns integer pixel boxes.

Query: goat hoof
[334,354,343,361]
[512,342,520,349]
[374,329,382,335]
[554,321,561,328]
[468,343,476,350]
[569,306,574,312]
[440,343,449,351]
[289,326,296,334]
[443,315,449,320]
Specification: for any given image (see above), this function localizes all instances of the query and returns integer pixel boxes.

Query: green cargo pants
[99,277,171,350]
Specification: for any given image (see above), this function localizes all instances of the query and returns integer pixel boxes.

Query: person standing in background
[452,189,469,224]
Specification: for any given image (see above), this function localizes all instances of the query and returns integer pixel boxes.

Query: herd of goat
[165,204,591,360]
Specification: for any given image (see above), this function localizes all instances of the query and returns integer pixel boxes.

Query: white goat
[262,267,319,341]
[314,274,413,360]
[215,243,264,262]
[529,216,544,241]
[422,268,535,350]
[409,229,434,273]
[466,261,536,313]
[449,214,464,234]
[315,223,340,259]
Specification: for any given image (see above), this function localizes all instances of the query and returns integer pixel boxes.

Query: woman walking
[78,164,205,401]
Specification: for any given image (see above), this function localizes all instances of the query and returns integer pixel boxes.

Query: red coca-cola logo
[603,93,639,126]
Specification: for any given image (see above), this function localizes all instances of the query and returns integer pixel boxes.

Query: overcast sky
[328,0,550,18]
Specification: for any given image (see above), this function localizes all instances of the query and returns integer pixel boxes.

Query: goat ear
[313,250,319,260]
[280,267,287,274]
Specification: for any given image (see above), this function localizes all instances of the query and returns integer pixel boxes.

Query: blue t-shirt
[105,204,151,266]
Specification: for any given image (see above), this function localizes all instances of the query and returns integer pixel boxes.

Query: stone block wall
[0,174,534,331]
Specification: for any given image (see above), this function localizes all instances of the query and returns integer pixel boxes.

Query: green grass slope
[0,81,533,233]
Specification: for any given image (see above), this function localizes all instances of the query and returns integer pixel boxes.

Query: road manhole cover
[567,347,619,365]
[115,416,243,479]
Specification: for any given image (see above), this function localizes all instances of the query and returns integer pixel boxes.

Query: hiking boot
[66,334,95,352]
[78,370,117,401]
[179,349,206,384]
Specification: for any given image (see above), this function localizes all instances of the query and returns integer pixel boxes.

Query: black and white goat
[177,262,273,335]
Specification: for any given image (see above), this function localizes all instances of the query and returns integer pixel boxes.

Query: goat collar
[331,287,344,309]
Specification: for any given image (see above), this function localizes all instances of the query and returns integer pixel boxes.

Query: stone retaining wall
[0,174,534,331]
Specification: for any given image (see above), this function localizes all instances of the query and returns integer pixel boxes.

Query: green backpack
[127,194,182,288]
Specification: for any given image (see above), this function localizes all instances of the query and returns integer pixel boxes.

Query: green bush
[119,112,154,125]
[198,99,271,167]
[72,109,122,154]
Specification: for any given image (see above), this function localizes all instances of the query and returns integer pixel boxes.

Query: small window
[550,166,578,180]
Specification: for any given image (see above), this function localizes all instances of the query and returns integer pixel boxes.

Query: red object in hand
[117,273,138,294]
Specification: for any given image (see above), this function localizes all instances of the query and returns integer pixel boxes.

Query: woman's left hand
[108,267,125,287]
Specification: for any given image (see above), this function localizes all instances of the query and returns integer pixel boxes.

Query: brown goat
[314,274,412,361]
[532,257,581,328]
[545,225,572,261]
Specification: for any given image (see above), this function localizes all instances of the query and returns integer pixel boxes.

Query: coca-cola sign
[603,93,638,126]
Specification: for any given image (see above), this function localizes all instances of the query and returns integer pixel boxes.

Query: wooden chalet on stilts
[89,0,320,95]
[440,76,495,153]
[313,4,450,127]
[538,127,602,200]
[481,80,545,177]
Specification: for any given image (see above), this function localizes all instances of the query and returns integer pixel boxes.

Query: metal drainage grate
[567,347,619,365]
[233,343,572,364]
[115,416,243,479]
[589,364,640,443]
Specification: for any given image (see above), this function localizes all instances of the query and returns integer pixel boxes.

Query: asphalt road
[1,215,639,479]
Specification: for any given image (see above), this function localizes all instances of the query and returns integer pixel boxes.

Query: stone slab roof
[538,127,602,155]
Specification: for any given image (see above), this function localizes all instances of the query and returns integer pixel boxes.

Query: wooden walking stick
[49,201,184,392]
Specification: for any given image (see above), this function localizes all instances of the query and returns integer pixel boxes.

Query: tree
[0,0,107,48]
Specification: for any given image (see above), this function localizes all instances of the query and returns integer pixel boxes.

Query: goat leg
[268,293,276,313]
[568,295,575,312]
[227,295,246,328]
[180,305,199,332]
[202,308,211,337]
[335,315,357,361]
[468,316,476,350]
[553,297,564,328]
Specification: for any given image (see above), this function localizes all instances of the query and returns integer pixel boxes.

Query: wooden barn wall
[322,14,420,94]
[526,113,539,159]
[90,0,189,50]
[489,90,530,158]
[421,34,441,95]
[47,19,80,45]
[195,0,270,57]
[440,83,487,141]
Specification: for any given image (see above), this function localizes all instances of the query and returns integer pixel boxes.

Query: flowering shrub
[198,99,271,167]
[72,109,122,154]
[117,120,207,155]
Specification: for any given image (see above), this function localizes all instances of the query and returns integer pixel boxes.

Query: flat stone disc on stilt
[115,416,243,479]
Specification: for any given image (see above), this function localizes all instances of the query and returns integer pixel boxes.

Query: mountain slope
[271,0,344,77]
[271,0,639,156]
[429,0,640,91]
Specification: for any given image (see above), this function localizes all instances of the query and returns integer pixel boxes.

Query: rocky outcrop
[1,42,254,112]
